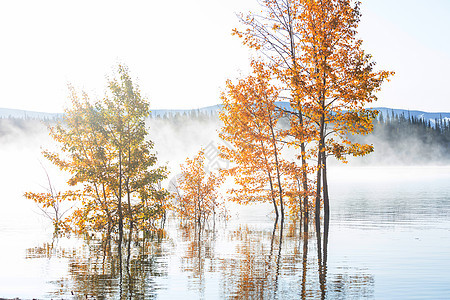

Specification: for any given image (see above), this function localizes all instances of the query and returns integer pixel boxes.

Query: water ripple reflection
[4,166,450,299]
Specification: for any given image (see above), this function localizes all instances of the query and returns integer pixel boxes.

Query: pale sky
[1,0,449,113]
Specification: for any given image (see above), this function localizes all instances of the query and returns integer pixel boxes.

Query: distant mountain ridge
[0,108,62,119]
[1,103,449,124]
[149,103,450,121]
[149,105,221,117]
[374,107,450,122]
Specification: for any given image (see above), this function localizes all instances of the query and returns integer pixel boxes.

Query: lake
[1,131,450,299]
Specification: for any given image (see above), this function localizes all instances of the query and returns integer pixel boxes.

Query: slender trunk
[197,191,201,231]
[118,148,123,270]
[322,152,330,224]
[296,109,309,234]
[260,139,279,223]
[268,171,279,223]
[287,1,309,235]
[301,151,309,233]
[196,180,201,230]
[127,129,133,232]
[269,122,285,223]
[315,108,325,236]
[127,183,133,232]
[314,152,322,236]
[102,184,113,230]
[118,223,123,298]
[213,203,216,232]
[297,176,303,232]
[321,63,329,227]
[116,116,124,297]
[316,161,324,298]
[317,79,327,298]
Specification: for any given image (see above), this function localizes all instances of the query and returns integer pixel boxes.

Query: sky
[1,0,449,113]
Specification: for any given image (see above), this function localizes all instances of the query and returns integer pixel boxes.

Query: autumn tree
[219,61,290,223]
[101,65,169,241]
[233,0,315,232]
[26,65,169,237]
[232,0,393,232]
[175,150,224,231]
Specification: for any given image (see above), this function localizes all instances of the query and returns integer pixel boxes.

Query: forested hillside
[2,106,449,165]
[354,111,450,164]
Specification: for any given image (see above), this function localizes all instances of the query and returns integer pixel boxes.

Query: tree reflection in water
[26,220,375,299]
[181,220,375,299]
[26,230,170,299]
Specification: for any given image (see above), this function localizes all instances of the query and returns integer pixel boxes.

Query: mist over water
[147,117,223,175]
[1,118,450,299]
[348,119,450,165]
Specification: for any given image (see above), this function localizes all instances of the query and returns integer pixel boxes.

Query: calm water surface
[1,139,449,300]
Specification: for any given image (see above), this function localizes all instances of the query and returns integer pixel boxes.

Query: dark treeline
[149,109,219,123]
[150,109,450,163]
[149,108,450,166]
[351,110,450,164]
[3,109,450,165]
[377,110,450,145]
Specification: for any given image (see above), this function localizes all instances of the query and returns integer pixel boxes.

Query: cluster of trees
[25,65,170,240]
[377,111,450,144]
[174,150,225,231]
[219,0,392,238]
[26,0,393,242]
[149,109,218,122]
[359,111,450,163]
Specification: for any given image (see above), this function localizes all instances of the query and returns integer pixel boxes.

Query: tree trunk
[127,130,133,233]
[127,183,133,232]
[315,104,325,238]
[301,142,309,234]
[288,3,309,235]
[322,152,330,226]
[268,172,279,224]
[118,149,123,267]
[295,108,309,234]
[270,124,284,223]
[297,176,303,233]
[315,152,322,237]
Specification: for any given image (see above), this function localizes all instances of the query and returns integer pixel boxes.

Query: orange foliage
[228,0,393,224]
[176,150,224,228]
[220,61,291,220]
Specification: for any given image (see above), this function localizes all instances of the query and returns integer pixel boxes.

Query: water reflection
[15,167,450,298]
[25,219,378,299]
[179,224,217,297]
[27,231,170,299]
[174,219,375,299]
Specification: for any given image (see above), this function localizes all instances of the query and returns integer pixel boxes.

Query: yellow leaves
[26,64,170,236]
[224,0,394,222]
[220,62,298,219]
[176,150,224,225]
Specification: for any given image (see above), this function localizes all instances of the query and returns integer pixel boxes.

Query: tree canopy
[26,65,169,236]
